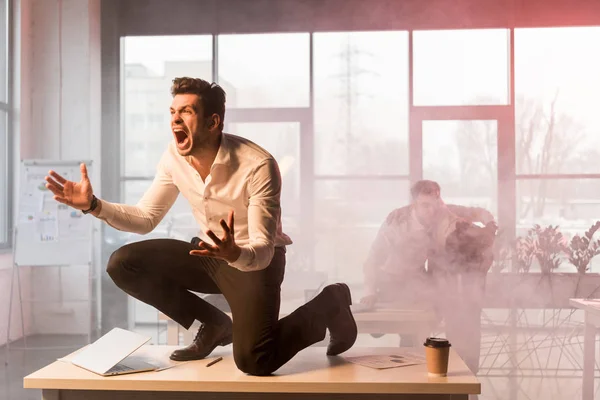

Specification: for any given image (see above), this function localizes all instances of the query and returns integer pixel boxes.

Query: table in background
[570,298,600,400]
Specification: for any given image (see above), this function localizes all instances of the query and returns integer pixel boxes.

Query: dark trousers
[106,239,331,376]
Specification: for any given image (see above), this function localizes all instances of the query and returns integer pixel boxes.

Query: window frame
[0,0,12,250]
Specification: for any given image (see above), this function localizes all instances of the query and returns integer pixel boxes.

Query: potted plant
[567,221,600,275]
[532,224,568,274]
[482,222,600,376]
[485,224,600,308]
[566,221,600,299]
[513,231,536,273]
[491,226,563,307]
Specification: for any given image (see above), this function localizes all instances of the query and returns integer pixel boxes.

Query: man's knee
[233,347,275,376]
[106,244,137,286]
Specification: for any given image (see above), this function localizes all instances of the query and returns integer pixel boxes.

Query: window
[228,122,301,224]
[313,31,409,176]
[314,179,409,286]
[0,0,10,248]
[313,31,410,287]
[121,35,214,240]
[413,29,510,106]
[514,27,600,243]
[517,178,600,272]
[422,120,498,218]
[218,33,310,108]
[515,27,600,175]
[122,35,213,177]
[121,35,213,325]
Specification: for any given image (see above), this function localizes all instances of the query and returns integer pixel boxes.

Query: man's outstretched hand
[45,163,94,210]
[190,210,242,263]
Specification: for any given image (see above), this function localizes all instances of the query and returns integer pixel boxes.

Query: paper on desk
[344,353,426,369]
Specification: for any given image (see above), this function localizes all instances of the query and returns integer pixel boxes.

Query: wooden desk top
[24,346,479,395]
[570,298,600,313]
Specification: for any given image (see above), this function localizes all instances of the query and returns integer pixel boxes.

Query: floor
[1,328,595,400]
[2,334,90,400]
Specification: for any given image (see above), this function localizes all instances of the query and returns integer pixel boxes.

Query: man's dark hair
[410,180,441,200]
[170,77,226,131]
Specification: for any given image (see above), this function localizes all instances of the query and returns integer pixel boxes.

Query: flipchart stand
[5,160,97,365]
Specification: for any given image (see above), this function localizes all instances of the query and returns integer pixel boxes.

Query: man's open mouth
[173,129,188,145]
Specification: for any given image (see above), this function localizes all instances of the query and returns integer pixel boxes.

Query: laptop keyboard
[106,363,135,374]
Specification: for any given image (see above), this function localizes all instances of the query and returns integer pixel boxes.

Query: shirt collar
[211,133,231,168]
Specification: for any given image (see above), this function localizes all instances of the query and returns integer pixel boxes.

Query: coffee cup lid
[424,337,451,348]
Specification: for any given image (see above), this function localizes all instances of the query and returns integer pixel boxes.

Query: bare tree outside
[516,92,586,219]
[454,94,596,221]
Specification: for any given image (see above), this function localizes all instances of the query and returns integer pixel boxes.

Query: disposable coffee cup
[423,337,451,377]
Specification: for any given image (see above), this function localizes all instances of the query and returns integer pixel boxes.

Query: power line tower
[330,35,379,173]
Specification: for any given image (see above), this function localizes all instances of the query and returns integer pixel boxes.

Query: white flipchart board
[14,160,93,267]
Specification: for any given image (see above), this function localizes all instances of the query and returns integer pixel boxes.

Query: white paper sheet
[344,352,426,369]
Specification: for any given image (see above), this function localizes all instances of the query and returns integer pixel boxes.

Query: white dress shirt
[97,133,292,271]
[363,203,494,296]
[362,205,459,296]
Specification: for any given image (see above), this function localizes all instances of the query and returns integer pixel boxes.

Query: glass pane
[218,33,309,108]
[123,36,213,81]
[516,179,600,272]
[422,120,498,218]
[515,27,600,174]
[228,122,300,227]
[314,179,409,288]
[122,35,213,177]
[314,31,409,176]
[413,29,509,106]
[0,110,6,244]
[122,180,196,243]
[117,32,216,346]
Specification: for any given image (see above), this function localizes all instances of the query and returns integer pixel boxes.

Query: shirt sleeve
[228,158,281,271]
[96,151,179,235]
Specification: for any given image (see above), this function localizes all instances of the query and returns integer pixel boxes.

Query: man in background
[360,180,496,374]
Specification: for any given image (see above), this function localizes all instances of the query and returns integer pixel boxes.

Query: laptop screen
[71,327,150,374]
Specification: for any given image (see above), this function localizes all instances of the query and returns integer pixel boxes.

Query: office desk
[25,346,479,400]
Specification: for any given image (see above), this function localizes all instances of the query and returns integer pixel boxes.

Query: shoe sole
[169,334,233,362]
[327,283,358,356]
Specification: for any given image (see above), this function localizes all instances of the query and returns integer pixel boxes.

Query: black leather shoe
[324,283,358,356]
[170,322,233,361]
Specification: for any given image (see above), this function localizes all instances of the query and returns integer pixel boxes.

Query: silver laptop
[70,327,158,376]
